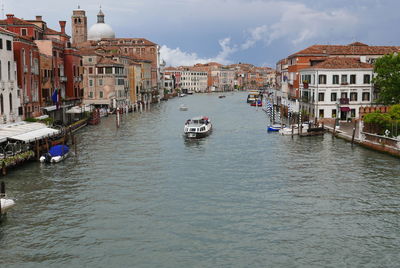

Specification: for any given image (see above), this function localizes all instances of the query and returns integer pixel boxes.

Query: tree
[373,53,400,104]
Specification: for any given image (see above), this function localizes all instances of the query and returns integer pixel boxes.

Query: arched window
[0,94,3,114]
[9,93,12,111]
[7,61,11,80]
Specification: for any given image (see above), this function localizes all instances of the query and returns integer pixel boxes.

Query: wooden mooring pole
[351,119,357,146]
[1,162,6,176]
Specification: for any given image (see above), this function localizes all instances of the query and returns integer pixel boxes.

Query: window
[98,67,104,74]
[363,74,371,84]
[99,91,103,98]
[350,109,356,118]
[341,75,348,84]
[341,92,348,99]
[105,67,112,74]
[350,74,356,84]
[88,57,93,62]
[332,75,339,84]
[6,40,11,51]
[0,38,2,49]
[9,93,12,111]
[89,79,93,87]
[318,92,325,102]
[0,94,3,114]
[331,92,337,102]
[318,75,326,84]
[362,92,370,101]
[7,61,11,80]
[89,91,93,98]
[89,67,93,74]
[99,79,103,86]
[332,109,337,118]
[350,92,358,101]
[21,28,27,36]
[319,109,324,118]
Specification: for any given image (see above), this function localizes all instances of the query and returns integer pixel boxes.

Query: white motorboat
[40,145,70,163]
[0,198,15,214]
[179,104,188,111]
[279,124,310,135]
[184,116,212,138]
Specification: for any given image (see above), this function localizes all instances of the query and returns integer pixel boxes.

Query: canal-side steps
[0,182,15,218]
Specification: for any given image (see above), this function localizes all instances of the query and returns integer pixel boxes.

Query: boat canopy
[49,145,69,157]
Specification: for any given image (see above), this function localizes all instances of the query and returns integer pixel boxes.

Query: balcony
[339,98,349,104]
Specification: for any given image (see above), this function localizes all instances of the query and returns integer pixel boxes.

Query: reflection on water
[0,92,399,267]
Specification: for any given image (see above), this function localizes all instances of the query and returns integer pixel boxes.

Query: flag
[51,89,59,109]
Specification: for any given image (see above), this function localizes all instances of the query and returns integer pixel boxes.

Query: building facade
[299,57,374,120]
[0,28,21,123]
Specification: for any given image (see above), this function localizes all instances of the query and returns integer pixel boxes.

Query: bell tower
[71,6,87,46]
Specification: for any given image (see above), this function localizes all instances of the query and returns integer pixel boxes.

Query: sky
[4,0,400,67]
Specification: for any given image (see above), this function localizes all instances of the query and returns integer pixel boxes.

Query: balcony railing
[339,98,349,104]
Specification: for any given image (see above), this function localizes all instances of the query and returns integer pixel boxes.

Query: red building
[0,14,83,120]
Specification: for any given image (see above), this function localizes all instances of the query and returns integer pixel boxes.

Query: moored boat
[184,116,212,139]
[0,198,15,214]
[0,182,15,215]
[267,124,283,132]
[40,144,70,163]
[279,124,309,135]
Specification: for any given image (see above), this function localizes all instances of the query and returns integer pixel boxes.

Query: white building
[180,70,208,93]
[299,57,374,121]
[0,28,21,124]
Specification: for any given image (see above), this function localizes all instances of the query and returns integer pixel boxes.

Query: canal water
[1,92,399,267]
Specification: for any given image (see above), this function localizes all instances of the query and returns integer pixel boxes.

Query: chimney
[59,21,66,34]
[36,15,42,21]
[6,14,14,24]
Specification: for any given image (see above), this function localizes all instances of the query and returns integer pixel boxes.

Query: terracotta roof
[290,43,400,57]
[0,27,16,36]
[0,16,35,26]
[306,57,372,70]
[99,38,157,46]
[44,27,61,35]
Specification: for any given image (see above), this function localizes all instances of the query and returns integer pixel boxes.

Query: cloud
[160,38,237,66]
[240,3,358,49]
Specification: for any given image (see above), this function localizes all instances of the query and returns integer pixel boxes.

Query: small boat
[184,116,212,139]
[40,144,70,163]
[250,100,262,106]
[179,104,188,111]
[179,93,187,97]
[0,198,15,214]
[279,124,309,135]
[0,182,15,215]
[267,124,283,132]
[218,95,226,98]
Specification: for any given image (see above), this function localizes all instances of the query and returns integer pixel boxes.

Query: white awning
[10,127,60,142]
[0,122,60,143]
[66,105,93,114]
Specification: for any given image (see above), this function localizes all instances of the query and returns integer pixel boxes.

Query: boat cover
[49,145,69,157]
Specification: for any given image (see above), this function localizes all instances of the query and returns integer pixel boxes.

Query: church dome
[88,9,115,41]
